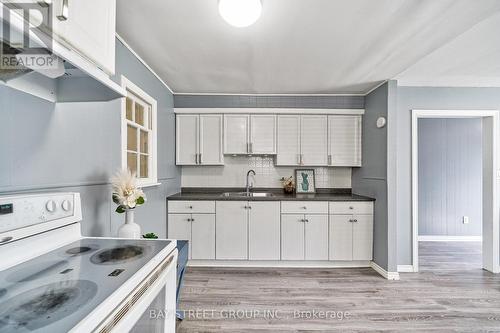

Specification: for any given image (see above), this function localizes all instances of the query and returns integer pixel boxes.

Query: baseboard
[187,260,371,268]
[418,235,482,242]
[397,265,416,273]
[370,262,400,280]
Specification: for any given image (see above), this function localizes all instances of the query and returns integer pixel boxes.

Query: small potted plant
[112,169,146,238]
[280,176,295,194]
[142,232,159,239]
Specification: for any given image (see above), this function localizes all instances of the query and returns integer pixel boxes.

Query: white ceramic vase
[118,209,141,238]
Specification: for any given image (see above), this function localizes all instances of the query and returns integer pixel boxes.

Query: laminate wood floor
[177,241,500,332]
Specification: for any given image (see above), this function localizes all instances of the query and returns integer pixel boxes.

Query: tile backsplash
[181,156,352,188]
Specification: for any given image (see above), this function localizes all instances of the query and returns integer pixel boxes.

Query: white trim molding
[370,262,400,280]
[397,265,416,273]
[188,260,371,268]
[412,109,500,274]
[418,235,482,242]
[174,108,365,115]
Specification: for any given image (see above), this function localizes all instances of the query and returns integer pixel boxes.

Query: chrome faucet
[246,170,256,196]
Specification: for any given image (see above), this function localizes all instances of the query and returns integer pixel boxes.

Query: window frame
[121,75,158,187]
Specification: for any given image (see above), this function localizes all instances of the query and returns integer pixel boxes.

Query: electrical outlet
[463,216,469,224]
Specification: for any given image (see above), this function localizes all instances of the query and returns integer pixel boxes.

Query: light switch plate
[463,216,469,224]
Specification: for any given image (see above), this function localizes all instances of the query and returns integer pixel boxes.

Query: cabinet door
[216,201,248,259]
[301,115,328,166]
[224,115,249,154]
[168,214,192,258]
[248,202,280,260]
[304,214,329,260]
[52,0,116,74]
[176,115,198,165]
[276,115,301,165]
[200,115,223,165]
[352,215,373,260]
[191,214,216,260]
[329,215,353,261]
[328,116,362,166]
[250,115,276,154]
[281,214,305,260]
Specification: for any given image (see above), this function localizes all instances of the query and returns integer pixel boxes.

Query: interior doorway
[411,110,500,273]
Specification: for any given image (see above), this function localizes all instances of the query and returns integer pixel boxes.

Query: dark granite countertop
[167,188,375,202]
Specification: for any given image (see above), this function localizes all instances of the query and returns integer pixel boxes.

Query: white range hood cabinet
[0,3,125,103]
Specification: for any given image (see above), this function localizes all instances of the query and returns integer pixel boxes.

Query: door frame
[411,109,500,273]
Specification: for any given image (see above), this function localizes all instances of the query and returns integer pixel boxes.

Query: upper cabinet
[327,115,362,167]
[176,114,223,165]
[51,0,116,74]
[224,115,276,155]
[276,115,328,166]
[175,109,363,167]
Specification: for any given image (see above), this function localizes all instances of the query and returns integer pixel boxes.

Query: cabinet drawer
[281,201,328,214]
[329,202,373,215]
[168,200,215,213]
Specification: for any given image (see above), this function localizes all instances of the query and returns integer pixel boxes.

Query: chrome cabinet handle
[249,143,253,153]
[353,219,358,222]
[199,153,202,164]
[328,154,332,165]
[57,0,69,21]
[191,218,195,222]
[304,219,309,223]
[300,154,304,165]
[349,206,354,210]
[302,206,307,210]
[300,219,305,222]
[188,206,193,209]
[248,206,252,209]
[349,219,353,222]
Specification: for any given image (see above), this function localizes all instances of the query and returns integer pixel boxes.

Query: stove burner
[66,246,92,255]
[0,280,97,332]
[90,245,147,265]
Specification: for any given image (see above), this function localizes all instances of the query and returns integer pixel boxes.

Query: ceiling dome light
[218,0,262,28]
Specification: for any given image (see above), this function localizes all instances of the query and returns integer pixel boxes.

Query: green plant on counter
[142,232,158,239]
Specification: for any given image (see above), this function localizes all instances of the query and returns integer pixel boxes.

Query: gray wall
[418,118,482,237]
[352,82,392,271]
[396,86,500,265]
[0,39,180,238]
[174,94,364,109]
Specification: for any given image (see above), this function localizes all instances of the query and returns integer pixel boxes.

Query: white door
[168,214,191,258]
[352,215,373,260]
[216,201,248,259]
[328,116,362,166]
[199,115,223,165]
[329,215,353,260]
[248,202,280,260]
[281,214,305,260]
[276,115,301,165]
[250,115,276,154]
[191,214,216,260]
[304,214,329,260]
[52,0,116,74]
[176,115,198,165]
[301,115,328,166]
[224,115,249,154]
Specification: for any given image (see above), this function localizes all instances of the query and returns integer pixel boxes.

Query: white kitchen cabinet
[52,0,116,74]
[301,115,328,166]
[281,213,328,260]
[276,115,328,166]
[329,209,373,261]
[248,202,280,260]
[304,215,329,260]
[176,114,223,165]
[281,214,305,260]
[224,114,276,154]
[216,201,248,259]
[276,115,301,165]
[328,115,362,166]
[167,213,216,260]
[250,115,276,154]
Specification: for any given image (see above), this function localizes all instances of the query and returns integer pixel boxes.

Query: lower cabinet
[168,213,215,260]
[281,214,328,260]
[216,201,248,259]
[329,214,373,261]
[248,202,280,260]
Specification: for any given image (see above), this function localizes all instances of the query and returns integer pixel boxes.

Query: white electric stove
[0,192,177,333]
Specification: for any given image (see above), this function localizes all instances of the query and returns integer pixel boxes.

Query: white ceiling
[117,0,500,94]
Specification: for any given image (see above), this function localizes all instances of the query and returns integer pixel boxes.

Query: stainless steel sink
[220,192,275,198]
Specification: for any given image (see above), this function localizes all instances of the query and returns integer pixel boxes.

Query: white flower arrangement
[111,169,146,213]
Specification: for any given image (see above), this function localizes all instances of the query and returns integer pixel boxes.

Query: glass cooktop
[0,238,172,333]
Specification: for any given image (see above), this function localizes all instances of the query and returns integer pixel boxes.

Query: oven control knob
[46,200,56,213]
[61,200,72,211]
